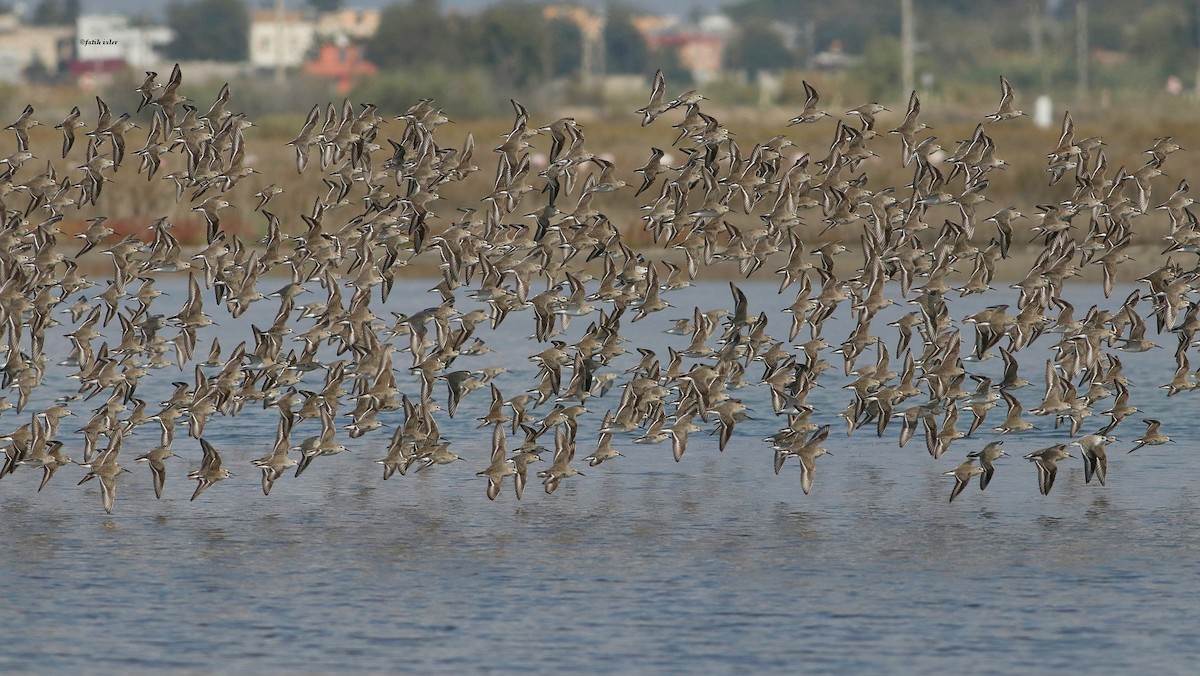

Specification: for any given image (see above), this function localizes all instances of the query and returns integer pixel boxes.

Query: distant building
[247,8,384,94]
[304,41,376,95]
[0,14,73,83]
[75,14,172,68]
[315,9,381,41]
[812,40,861,72]
[249,9,315,70]
[543,6,733,84]
[640,14,733,84]
[251,8,378,73]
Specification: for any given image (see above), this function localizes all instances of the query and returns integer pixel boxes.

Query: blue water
[2,278,1198,673]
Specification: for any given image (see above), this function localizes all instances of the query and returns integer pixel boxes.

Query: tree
[473,2,553,88]
[29,0,79,25]
[604,4,647,75]
[307,0,344,12]
[851,36,902,100]
[23,53,54,84]
[548,17,583,79]
[364,0,456,71]
[1125,3,1194,80]
[164,0,249,62]
[650,46,691,87]
[727,18,795,76]
[724,0,898,54]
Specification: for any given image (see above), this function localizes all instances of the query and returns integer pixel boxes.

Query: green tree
[650,46,692,87]
[23,53,53,83]
[473,2,552,87]
[1125,3,1194,79]
[353,65,507,118]
[727,17,794,76]
[307,0,344,12]
[723,0,897,54]
[604,4,647,74]
[30,0,79,25]
[850,36,901,100]
[365,0,456,71]
[164,0,249,62]
[548,17,583,79]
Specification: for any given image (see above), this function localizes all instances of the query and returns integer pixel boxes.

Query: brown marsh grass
[16,89,1200,281]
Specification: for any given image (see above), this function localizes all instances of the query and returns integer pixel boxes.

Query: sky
[71,0,732,19]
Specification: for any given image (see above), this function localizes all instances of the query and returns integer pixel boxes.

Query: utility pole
[901,0,914,98]
[1029,0,1042,59]
[1076,0,1088,101]
[581,28,593,86]
[1027,0,1046,90]
[1194,1,1200,97]
[596,11,606,82]
[803,20,815,68]
[580,10,605,89]
[275,0,285,85]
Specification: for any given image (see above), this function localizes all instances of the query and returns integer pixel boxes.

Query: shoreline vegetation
[32,87,1197,284]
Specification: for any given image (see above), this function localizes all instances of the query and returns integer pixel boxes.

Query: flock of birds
[0,65,1192,514]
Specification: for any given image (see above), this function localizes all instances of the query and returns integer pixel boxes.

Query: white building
[0,16,72,83]
[249,9,315,70]
[315,8,380,41]
[75,15,172,68]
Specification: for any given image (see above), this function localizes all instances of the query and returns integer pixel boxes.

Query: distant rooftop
[76,0,730,21]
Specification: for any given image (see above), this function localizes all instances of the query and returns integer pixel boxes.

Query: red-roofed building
[636,13,732,83]
[304,41,376,95]
[644,31,724,83]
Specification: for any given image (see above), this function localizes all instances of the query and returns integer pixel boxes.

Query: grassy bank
[22,91,1200,286]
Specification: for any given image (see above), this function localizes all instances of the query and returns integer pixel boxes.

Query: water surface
[2,278,1197,673]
